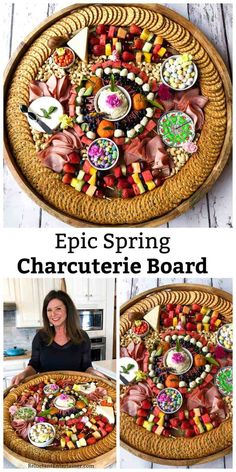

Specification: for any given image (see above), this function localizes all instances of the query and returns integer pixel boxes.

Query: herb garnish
[39,106,58,119]
[121,363,135,374]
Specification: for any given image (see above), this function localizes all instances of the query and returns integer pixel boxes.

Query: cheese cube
[205,422,214,431]
[75,180,85,192]
[154,36,163,45]
[158,47,166,57]
[143,52,152,63]
[154,425,164,435]
[88,174,96,186]
[105,43,112,56]
[71,178,79,188]
[132,173,141,185]
[86,185,97,197]
[77,170,85,181]
[215,319,222,327]
[146,180,155,191]
[132,162,141,173]
[140,29,151,41]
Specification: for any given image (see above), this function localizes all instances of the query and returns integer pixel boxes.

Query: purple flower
[106,93,122,108]
[172,352,186,363]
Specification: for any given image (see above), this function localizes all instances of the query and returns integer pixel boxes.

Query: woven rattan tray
[120,283,232,465]
[4,4,232,226]
[4,371,116,468]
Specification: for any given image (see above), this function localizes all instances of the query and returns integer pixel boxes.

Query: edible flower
[172,352,186,363]
[106,93,122,108]
[135,370,147,381]
[182,142,198,153]
[158,83,173,101]
[59,114,74,129]
[214,345,227,360]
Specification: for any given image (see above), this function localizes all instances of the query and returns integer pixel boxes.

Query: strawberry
[93,44,105,56]
[152,425,158,433]
[162,429,171,437]
[142,170,153,182]
[121,188,135,199]
[192,303,202,312]
[77,422,84,430]
[113,166,122,178]
[141,400,152,410]
[87,437,97,445]
[134,38,144,50]
[89,35,100,47]
[136,417,144,426]
[117,178,130,189]
[166,303,175,311]
[153,406,161,416]
[137,408,148,418]
[195,313,203,322]
[126,164,133,174]
[122,51,135,62]
[129,24,142,35]
[181,420,190,430]
[101,416,109,424]
[178,411,185,421]
[63,163,76,174]
[105,424,113,433]
[103,175,116,187]
[185,428,195,438]
[169,418,179,428]
[62,173,73,184]
[96,24,106,35]
[127,175,134,184]
[68,151,80,164]
[163,318,172,327]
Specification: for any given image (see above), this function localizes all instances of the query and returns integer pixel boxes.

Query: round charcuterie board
[120,284,232,465]
[4,4,231,226]
[4,371,116,468]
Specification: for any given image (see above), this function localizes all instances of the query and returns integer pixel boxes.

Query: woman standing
[11,290,105,384]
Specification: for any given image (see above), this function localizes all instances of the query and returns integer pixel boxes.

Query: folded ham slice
[38,129,81,172]
[121,382,152,416]
[29,75,72,105]
[174,88,208,130]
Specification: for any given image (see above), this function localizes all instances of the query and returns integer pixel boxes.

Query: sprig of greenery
[121,363,135,374]
[39,106,58,119]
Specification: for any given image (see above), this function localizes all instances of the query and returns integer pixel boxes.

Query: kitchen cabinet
[3,279,16,303]
[4,278,61,328]
[65,278,107,306]
[3,358,30,389]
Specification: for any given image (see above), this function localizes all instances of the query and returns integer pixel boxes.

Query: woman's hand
[11,371,27,386]
[86,367,107,379]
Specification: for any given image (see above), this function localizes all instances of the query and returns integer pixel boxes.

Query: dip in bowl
[28,422,56,448]
[164,347,193,375]
[94,85,131,121]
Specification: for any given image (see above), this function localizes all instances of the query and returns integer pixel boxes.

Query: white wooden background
[3,1,232,228]
[119,277,233,469]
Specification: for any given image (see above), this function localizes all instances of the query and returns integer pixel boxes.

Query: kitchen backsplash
[4,311,36,350]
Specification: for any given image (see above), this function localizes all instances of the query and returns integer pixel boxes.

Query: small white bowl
[94,85,131,121]
[87,138,119,171]
[53,46,75,69]
[28,422,56,448]
[161,54,198,91]
[217,323,233,352]
[157,388,183,414]
[163,347,193,375]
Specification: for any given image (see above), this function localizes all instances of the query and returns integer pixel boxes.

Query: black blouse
[28,330,92,373]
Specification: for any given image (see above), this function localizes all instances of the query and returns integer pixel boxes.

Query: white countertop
[93,359,116,380]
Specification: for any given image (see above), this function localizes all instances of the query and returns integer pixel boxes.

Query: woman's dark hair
[42,290,84,345]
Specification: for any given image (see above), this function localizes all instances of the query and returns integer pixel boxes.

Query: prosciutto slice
[87,387,107,401]
[120,341,149,371]
[37,129,81,172]
[11,419,32,439]
[29,75,72,104]
[174,88,208,130]
[121,382,152,416]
